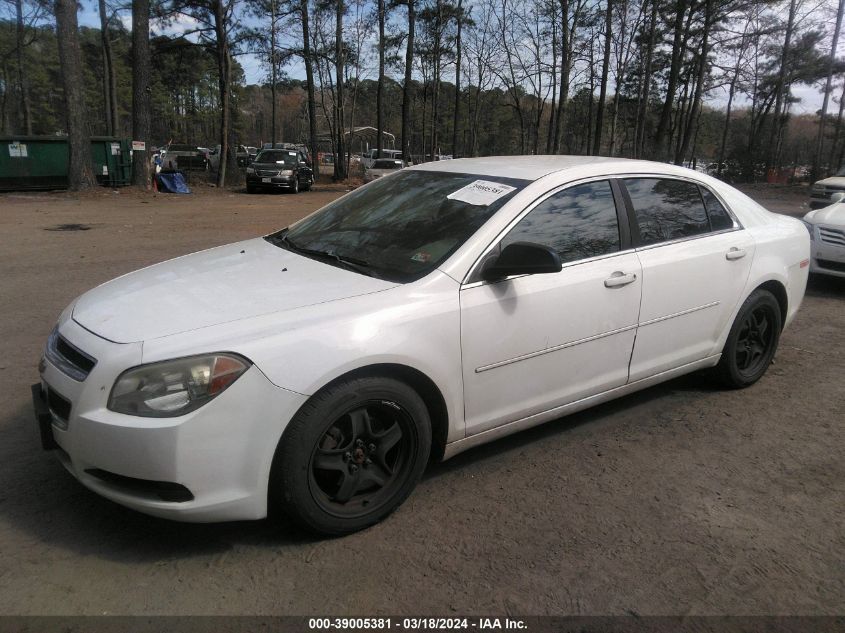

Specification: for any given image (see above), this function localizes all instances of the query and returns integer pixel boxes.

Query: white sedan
[803,195,845,278]
[33,157,810,535]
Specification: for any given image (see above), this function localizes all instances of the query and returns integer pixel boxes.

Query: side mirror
[831,191,845,204]
[481,242,562,282]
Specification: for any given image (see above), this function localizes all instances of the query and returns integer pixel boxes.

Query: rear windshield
[266,170,530,282]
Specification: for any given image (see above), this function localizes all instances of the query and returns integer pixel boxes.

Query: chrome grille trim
[44,327,97,381]
[819,226,845,247]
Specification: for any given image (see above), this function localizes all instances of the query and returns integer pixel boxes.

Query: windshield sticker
[447,180,517,206]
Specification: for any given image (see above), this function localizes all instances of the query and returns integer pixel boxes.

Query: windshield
[255,150,298,165]
[836,166,845,177]
[266,170,530,282]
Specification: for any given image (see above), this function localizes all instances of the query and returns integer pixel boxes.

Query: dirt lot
[0,181,842,616]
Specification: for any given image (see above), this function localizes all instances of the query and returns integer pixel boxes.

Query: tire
[303,176,313,191]
[246,184,257,194]
[270,376,431,535]
[715,289,782,389]
[291,177,300,194]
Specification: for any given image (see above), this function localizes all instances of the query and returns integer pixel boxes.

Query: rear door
[621,177,755,381]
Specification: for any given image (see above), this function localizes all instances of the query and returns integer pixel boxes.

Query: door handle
[726,247,747,261]
[604,271,637,288]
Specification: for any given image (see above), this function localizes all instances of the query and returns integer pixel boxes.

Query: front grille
[819,226,845,247]
[84,469,194,502]
[47,387,71,428]
[257,169,280,177]
[816,258,845,273]
[44,327,96,381]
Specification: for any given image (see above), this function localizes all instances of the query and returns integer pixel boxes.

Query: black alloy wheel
[716,289,782,388]
[309,402,413,517]
[271,376,431,535]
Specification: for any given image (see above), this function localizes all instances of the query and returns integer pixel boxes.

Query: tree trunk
[451,0,462,157]
[635,0,657,158]
[55,0,95,190]
[270,0,277,144]
[717,57,741,179]
[98,0,118,135]
[592,0,612,155]
[301,0,319,180]
[812,0,845,179]
[676,0,711,166]
[553,0,571,153]
[401,0,415,163]
[214,0,231,187]
[131,0,151,188]
[766,0,797,172]
[546,14,557,154]
[15,0,32,135]
[829,79,845,170]
[653,0,688,160]
[335,0,347,179]
[377,0,385,158]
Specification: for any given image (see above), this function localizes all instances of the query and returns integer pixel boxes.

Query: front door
[460,179,643,436]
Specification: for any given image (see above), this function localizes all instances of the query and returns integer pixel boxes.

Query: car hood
[814,176,845,188]
[804,202,845,226]
[72,238,397,343]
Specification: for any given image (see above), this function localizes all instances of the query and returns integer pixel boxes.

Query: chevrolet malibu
[33,156,810,535]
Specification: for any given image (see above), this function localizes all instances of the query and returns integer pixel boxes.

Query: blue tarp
[157,171,191,194]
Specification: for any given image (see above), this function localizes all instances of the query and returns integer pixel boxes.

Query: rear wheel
[715,289,782,388]
[271,376,431,535]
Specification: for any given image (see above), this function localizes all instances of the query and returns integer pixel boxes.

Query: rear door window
[624,178,709,246]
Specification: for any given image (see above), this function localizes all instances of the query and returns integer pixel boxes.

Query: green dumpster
[0,136,132,191]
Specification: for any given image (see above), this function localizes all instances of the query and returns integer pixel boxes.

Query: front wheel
[290,177,300,194]
[715,289,782,388]
[270,376,432,535]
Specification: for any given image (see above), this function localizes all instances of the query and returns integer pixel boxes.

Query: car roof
[406,155,700,182]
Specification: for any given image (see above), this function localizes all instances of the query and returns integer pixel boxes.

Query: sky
[75,2,835,117]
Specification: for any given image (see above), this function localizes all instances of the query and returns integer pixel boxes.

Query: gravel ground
[0,181,842,616]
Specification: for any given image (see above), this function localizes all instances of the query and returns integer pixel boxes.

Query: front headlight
[802,220,815,240]
[108,353,251,417]
[812,183,824,191]
[279,169,294,176]
[246,167,255,174]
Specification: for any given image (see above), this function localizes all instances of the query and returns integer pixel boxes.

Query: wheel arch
[286,363,450,464]
[755,279,788,330]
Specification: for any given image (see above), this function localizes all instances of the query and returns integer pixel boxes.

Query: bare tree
[812,0,845,178]
[401,0,415,161]
[593,0,612,155]
[98,0,119,135]
[131,0,151,188]
[300,0,320,179]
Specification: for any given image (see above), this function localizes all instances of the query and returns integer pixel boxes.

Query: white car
[33,156,810,535]
[803,194,845,278]
[809,167,845,209]
[363,158,404,182]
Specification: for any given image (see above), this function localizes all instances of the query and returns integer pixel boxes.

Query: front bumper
[247,174,297,189]
[33,318,308,522]
[807,224,845,278]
